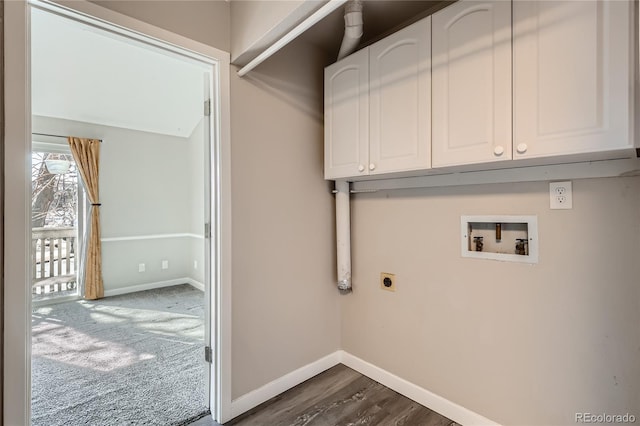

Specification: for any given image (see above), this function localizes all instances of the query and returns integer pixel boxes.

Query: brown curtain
[68,137,103,300]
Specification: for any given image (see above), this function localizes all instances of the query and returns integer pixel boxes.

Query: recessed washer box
[461,215,538,264]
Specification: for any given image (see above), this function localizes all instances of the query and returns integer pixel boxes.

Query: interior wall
[343,177,640,425]
[32,115,203,292]
[230,37,339,399]
[86,0,230,52]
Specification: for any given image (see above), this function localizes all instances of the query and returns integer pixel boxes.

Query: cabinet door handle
[358,164,365,172]
[369,163,376,171]
[516,143,528,154]
[493,145,504,156]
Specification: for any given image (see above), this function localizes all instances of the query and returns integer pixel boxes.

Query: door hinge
[205,346,213,363]
[204,223,211,239]
[204,99,211,117]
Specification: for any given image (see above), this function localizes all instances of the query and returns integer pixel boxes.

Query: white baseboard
[103,278,193,297]
[184,278,205,292]
[109,280,500,426]
[230,351,342,419]
[339,351,499,426]
[228,350,498,425]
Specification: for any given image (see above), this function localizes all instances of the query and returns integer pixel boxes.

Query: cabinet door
[432,0,512,168]
[513,0,632,159]
[369,18,431,175]
[324,48,369,179]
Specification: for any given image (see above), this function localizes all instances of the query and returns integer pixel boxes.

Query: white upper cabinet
[324,48,369,179]
[432,0,512,168]
[513,0,632,159]
[324,0,636,181]
[369,18,431,174]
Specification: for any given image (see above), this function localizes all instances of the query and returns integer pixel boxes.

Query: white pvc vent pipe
[335,180,352,291]
[334,1,363,292]
[337,0,363,61]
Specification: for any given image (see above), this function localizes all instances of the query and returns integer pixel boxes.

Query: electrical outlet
[138,263,145,273]
[380,272,396,292]
[193,260,198,270]
[162,260,169,270]
[550,181,573,209]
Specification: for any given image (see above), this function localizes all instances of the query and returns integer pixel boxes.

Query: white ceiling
[31,8,208,138]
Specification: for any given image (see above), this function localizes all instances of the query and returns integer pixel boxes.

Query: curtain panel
[68,137,103,300]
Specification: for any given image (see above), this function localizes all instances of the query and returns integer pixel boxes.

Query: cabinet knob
[493,146,504,156]
[358,164,365,172]
[516,143,528,154]
[369,163,376,171]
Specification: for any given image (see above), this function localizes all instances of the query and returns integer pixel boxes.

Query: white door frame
[3,0,233,424]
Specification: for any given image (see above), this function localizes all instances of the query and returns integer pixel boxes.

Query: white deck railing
[32,227,77,297]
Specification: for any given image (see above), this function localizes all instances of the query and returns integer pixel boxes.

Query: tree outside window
[32,152,78,228]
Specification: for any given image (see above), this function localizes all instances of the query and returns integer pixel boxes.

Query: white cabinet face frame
[369,17,431,175]
[324,48,370,179]
[432,0,512,168]
[513,0,633,159]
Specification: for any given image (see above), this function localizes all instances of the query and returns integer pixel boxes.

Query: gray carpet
[31,284,208,426]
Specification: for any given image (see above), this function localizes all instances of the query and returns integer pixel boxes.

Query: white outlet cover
[550,181,572,209]
[162,260,169,269]
[138,263,145,272]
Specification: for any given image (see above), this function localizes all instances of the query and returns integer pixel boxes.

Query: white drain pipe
[337,0,363,61]
[335,180,352,292]
[334,1,363,293]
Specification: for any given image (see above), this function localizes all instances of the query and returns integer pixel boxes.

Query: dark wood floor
[190,364,457,426]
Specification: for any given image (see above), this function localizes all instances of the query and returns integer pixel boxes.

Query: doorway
[29,5,212,424]
[15,3,228,423]
[31,144,83,302]
[5,1,233,423]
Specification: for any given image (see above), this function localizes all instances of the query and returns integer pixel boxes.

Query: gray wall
[344,177,640,425]
[229,38,340,398]
[88,0,230,52]
[33,115,205,292]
